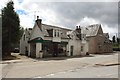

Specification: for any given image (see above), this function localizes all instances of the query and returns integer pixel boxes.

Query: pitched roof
[103,33,109,38]
[42,24,72,31]
[67,30,80,39]
[41,24,71,38]
[81,24,101,37]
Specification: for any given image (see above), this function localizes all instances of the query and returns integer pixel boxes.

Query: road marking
[33,76,42,78]
[46,73,55,76]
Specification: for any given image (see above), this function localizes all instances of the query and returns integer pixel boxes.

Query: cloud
[0,1,118,39]
[77,17,100,27]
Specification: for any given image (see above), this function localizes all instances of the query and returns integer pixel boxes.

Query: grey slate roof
[41,24,71,39]
[81,24,101,37]
[103,33,109,38]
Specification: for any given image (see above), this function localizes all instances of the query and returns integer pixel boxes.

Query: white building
[20,17,112,58]
[20,28,32,55]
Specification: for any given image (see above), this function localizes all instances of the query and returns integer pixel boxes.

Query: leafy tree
[2,0,20,57]
[117,38,120,44]
[112,36,116,43]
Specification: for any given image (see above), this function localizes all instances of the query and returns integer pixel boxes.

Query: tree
[117,38,120,44]
[112,36,116,43]
[2,0,20,57]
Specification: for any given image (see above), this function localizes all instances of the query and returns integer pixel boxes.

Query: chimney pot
[76,26,78,29]
[36,17,42,31]
[37,16,39,20]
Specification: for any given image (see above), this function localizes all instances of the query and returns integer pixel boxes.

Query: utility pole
[33,11,39,21]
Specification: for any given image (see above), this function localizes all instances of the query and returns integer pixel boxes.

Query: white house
[20,28,32,55]
[20,16,112,58]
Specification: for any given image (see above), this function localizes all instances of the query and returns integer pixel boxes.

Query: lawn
[113,43,120,51]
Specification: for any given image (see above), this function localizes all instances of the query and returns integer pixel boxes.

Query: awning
[28,37,52,43]
[28,37,68,44]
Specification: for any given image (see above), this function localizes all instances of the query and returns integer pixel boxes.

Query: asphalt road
[43,65,118,78]
[1,52,119,78]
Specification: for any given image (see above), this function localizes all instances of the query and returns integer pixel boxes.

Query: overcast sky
[0,0,119,39]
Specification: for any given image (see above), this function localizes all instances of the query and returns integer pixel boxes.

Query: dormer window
[47,29,53,37]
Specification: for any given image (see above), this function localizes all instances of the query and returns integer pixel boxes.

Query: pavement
[0,52,119,78]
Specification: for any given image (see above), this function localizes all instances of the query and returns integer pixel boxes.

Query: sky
[0,0,119,39]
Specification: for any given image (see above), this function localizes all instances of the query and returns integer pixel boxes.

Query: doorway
[70,46,73,56]
[30,43,36,58]
[53,43,58,57]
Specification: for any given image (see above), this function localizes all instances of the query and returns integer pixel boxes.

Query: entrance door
[53,43,58,57]
[30,43,36,58]
[25,46,28,56]
[70,46,73,56]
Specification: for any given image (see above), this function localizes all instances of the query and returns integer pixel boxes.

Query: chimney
[76,25,81,33]
[76,26,78,30]
[76,25,81,40]
[36,16,42,31]
[79,25,81,29]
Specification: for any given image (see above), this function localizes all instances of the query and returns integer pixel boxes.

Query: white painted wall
[28,44,30,56]
[67,39,81,56]
[53,37,61,42]
[20,32,29,55]
[36,43,42,58]
[81,40,89,55]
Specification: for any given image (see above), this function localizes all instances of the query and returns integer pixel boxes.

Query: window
[81,46,83,51]
[54,30,56,37]
[82,34,86,40]
[57,31,59,37]
[47,29,53,37]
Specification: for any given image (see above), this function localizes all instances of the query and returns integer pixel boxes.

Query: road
[1,52,119,78]
[43,64,118,78]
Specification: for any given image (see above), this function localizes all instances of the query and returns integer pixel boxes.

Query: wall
[20,31,29,55]
[36,43,42,58]
[87,37,97,54]
[67,38,82,56]
[81,41,88,55]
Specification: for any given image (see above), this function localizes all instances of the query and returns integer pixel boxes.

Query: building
[81,24,113,54]
[20,28,32,55]
[20,17,112,58]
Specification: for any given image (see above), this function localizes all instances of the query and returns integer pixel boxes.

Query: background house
[81,24,113,54]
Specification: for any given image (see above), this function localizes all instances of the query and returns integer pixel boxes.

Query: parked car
[14,48,19,53]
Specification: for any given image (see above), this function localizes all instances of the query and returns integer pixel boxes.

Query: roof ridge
[42,24,72,31]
